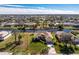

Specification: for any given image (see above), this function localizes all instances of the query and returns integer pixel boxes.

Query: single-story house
[55,31,79,44]
[55,31,74,43]
[0,31,12,40]
[32,32,53,45]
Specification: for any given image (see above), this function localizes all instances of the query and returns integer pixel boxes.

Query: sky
[0,4,79,14]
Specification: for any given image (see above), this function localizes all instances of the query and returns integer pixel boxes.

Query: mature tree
[58,24,64,31]
[60,44,74,54]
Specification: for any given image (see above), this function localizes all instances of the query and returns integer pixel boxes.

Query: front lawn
[28,42,48,55]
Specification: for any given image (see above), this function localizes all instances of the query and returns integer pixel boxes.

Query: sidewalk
[0,52,12,55]
[48,47,56,55]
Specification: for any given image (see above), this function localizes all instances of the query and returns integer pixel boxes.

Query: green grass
[0,32,48,55]
[51,32,61,54]
[0,32,32,54]
[76,34,79,38]
[27,33,48,55]
[0,34,15,50]
[51,32,79,54]
[1,31,79,54]
[28,42,48,55]
[74,46,79,54]
[64,26,75,29]
[51,32,57,42]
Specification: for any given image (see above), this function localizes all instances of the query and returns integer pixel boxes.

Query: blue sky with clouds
[0,4,79,14]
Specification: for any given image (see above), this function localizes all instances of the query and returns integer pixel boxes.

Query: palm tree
[18,34,22,44]
[12,29,17,44]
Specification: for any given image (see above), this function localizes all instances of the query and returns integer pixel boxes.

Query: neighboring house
[55,31,74,43]
[32,32,53,45]
[2,22,36,27]
[0,31,12,40]
[73,39,79,44]
[55,31,64,42]
[55,31,79,45]
[61,33,72,41]
[63,22,79,27]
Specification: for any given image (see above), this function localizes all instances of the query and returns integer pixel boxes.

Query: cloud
[0,7,79,14]
[0,4,26,8]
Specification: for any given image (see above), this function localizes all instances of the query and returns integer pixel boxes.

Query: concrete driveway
[48,47,56,55]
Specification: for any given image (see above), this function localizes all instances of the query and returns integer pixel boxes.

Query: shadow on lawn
[0,41,22,52]
[60,45,75,55]
[0,40,4,42]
